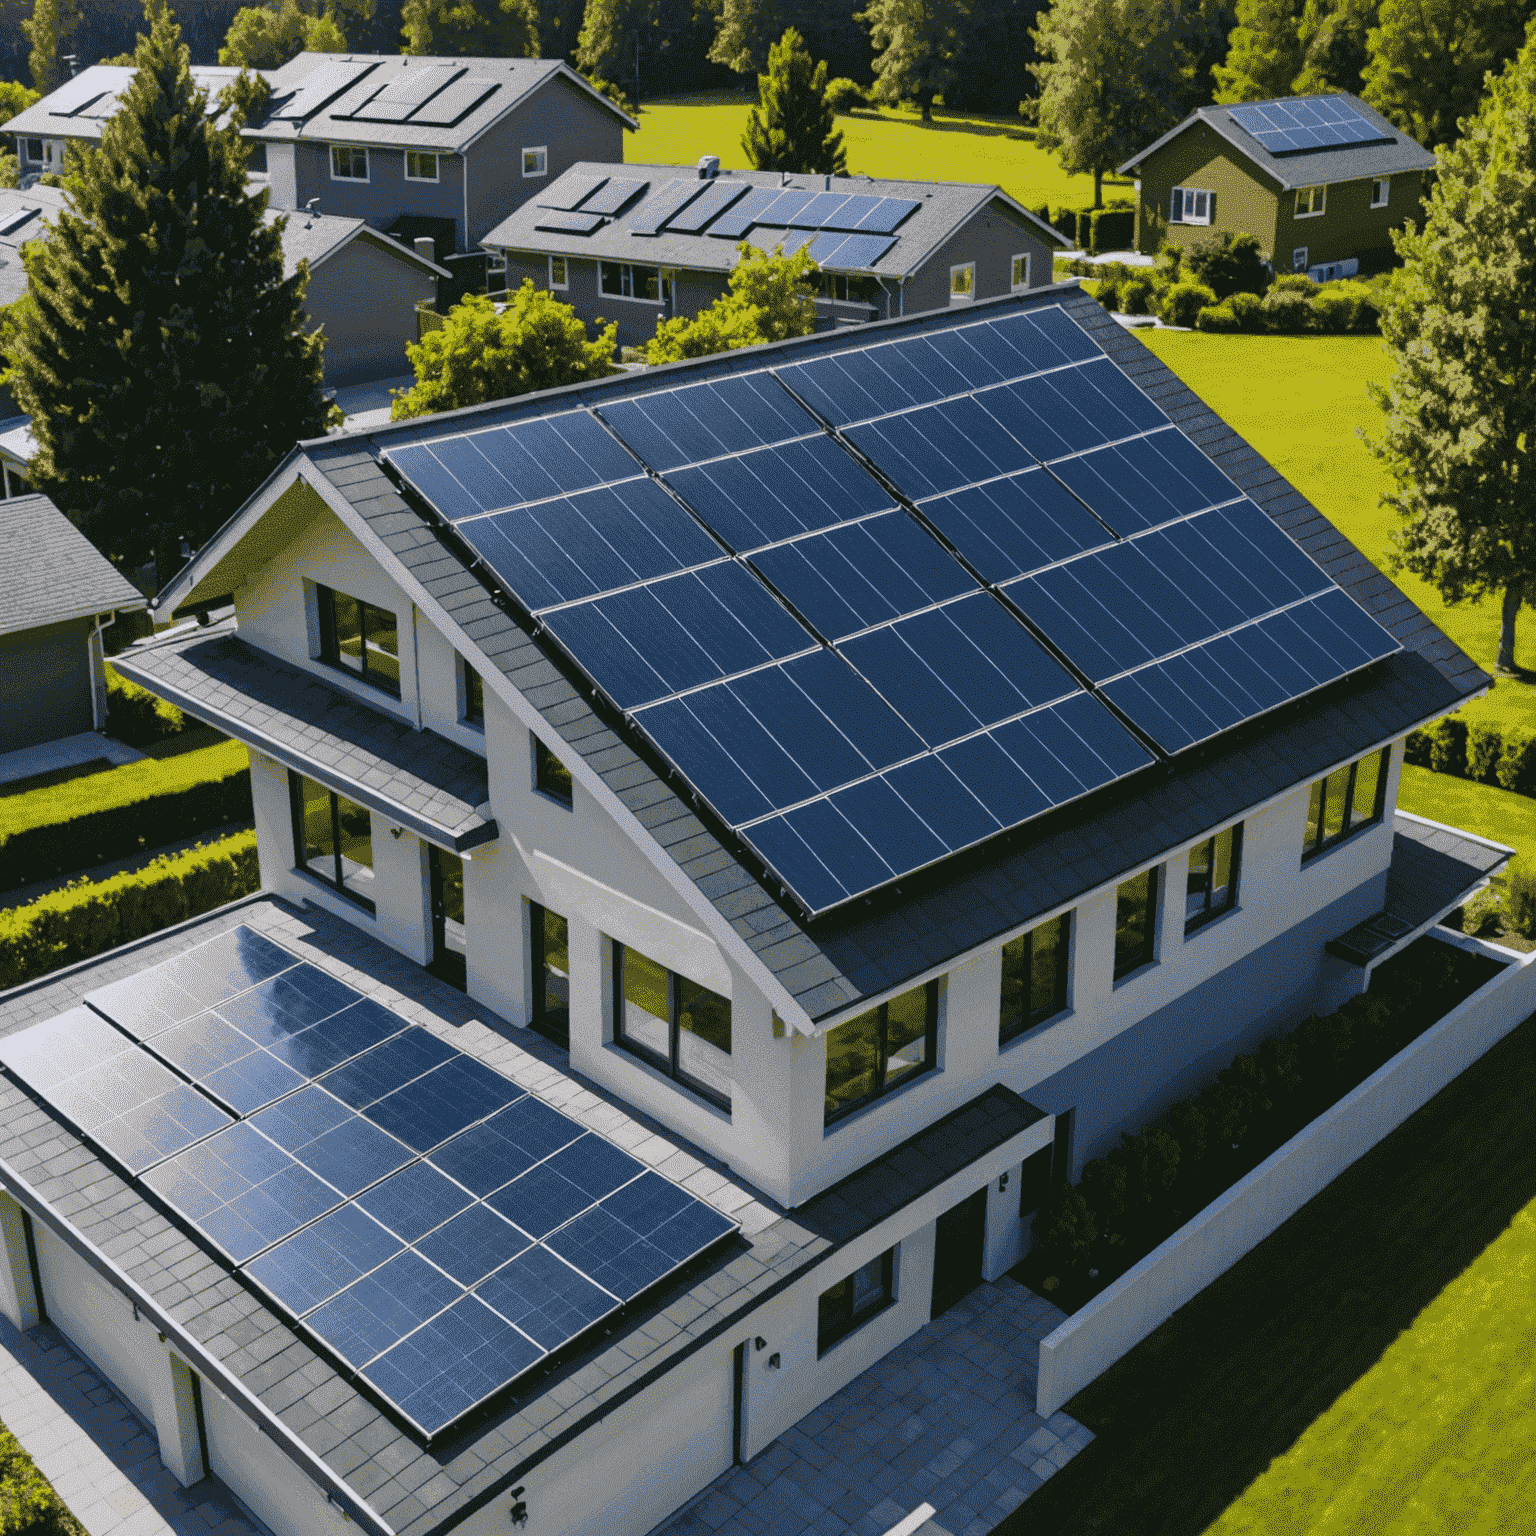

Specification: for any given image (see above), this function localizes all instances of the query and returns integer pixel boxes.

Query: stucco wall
[0,617,95,752]
[306,237,436,384]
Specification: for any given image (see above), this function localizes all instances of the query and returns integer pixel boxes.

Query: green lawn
[627,93,1128,213]
[1397,764,1536,875]
[1138,329,1536,741]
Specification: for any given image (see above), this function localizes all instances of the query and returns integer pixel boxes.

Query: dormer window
[318,585,399,696]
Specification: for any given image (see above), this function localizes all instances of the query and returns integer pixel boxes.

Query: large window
[1303,748,1388,861]
[825,980,938,1126]
[330,145,368,181]
[289,773,375,911]
[817,1249,894,1355]
[533,735,572,806]
[1113,868,1158,979]
[404,150,438,182]
[1010,253,1031,292]
[548,254,568,290]
[531,903,570,1047]
[1295,184,1326,217]
[599,262,671,303]
[613,943,732,1110]
[1186,824,1241,934]
[318,586,400,696]
[999,914,1069,1046]
[1170,186,1213,224]
[461,659,484,726]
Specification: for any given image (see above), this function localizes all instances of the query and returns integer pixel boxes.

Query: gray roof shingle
[4,64,242,144]
[0,493,146,636]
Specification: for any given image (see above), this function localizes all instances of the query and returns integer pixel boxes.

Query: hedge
[1405,715,1536,797]
[1051,203,1134,254]
[0,741,252,892]
[0,1420,81,1536]
[103,662,185,747]
[0,832,259,990]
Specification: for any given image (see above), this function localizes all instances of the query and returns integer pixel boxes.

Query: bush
[1467,723,1504,783]
[1159,280,1217,328]
[1184,231,1269,300]
[0,831,259,989]
[1495,732,1536,795]
[1427,715,1469,778]
[1095,278,1121,312]
[1195,302,1240,333]
[822,77,867,114]
[104,662,185,746]
[1115,277,1150,315]
[1271,273,1320,296]
[1506,870,1536,937]
[0,1422,73,1536]
[1228,290,1264,330]
[1087,207,1135,255]
[1261,289,1314,333]
[1310,278,1378,334]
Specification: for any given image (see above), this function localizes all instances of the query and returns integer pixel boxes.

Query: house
[0,285,1500,1536]
[0,184,67,421]
[0,493,146,753]
[1118,92,1435,275]
[482,160,1068,348]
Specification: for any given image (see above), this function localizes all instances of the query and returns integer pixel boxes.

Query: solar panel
[663,178,748,233]
[42,73,116,117]
[628,179,708,236]
[407,78,498,126]
[814,233,897,270]
[533,210,604,235]
[538,174,609,212]
[596,374,816,472]
[854,196,922,234]
[343,64,463,121]
[1227,96,1393,155]
[706,185,781,239]
[0,205,42,238]
[269,60,377,120]
[577,177,643,215]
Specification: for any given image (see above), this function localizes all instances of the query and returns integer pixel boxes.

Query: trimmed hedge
[1405,715,1536,797]
[103,662,185,747]
[0,832,259,990]
[0,741,252,891]
[1051,203,1135,254]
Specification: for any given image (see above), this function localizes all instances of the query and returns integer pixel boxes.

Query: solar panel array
[1227,97,1394,156]
[0,927,737,1440]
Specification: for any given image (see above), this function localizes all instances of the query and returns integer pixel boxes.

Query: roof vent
[697,154,719,179]
[824,174,831,190]
[414,235,436,263]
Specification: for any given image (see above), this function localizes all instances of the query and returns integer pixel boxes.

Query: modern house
[0,285,1500,1536]
[1118,92,1435,275]
[0,493,146,754]
[482,161,1067,348]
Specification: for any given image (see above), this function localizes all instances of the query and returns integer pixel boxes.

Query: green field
[627,93,1128,214]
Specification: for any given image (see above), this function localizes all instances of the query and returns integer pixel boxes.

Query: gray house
[0,494,145,754]
[482,160,1068,347]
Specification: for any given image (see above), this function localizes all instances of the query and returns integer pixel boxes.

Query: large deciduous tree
[400,0,538,55]
[858,0,969,122]
[645,243,817,363]
[10,0,336,571]
[23,0,79,93]
[741,27,846,175]
[220,1,347,67]
[1292,0,1376,95]
[1211,0,1303,101]
[1370,22,1536,673]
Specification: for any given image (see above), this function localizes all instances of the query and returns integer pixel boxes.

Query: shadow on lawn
[996,1005,1536,1536]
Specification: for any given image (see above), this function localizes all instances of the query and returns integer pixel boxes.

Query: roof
[1118,92,1437,190]
[267,207,451,280]
[245,53,635,155]
[113,619,496,852]
[0,493,146,636]
[162,284,1485,1028]
[4,63,242,145]
[0,184,65,307]
[481,161,1067,279]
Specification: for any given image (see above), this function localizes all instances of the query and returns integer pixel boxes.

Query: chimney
[824,174,831,190]
[414,236,436,264]
[697,154,719,179]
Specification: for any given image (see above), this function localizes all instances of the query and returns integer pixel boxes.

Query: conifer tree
[1293,0,1375,96]
[23,0,80,94]
[741,28,846,175]
[10,0,336,571]
[858,0,968,122]
[1211,0,1304,102]
[707,0,784,74]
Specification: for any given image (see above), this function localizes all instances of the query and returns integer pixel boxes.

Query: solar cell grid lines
[1227,96,1393,155]
[629,178,709,236]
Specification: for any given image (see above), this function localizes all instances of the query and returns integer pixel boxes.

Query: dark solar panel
[628,179,709,235]
[706,185,781,238]
[270,60,377,121]
[816,233,897,269]
[596,373,815,472]
[407,78,498,126]
[1227,96,1393,156]
[344,64,463,121]
[663,177,748,233]
[538,174,608,212]
[583,177,648,215]
[533,210,604,235]
[856,197,922,233]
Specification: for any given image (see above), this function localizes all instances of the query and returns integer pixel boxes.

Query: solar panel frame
[628,179,709,236]
[406,78,498,127]
[1227,97,1394,155]
[532,210,604,235]
[662,178,748,233]
[582,177,649,215]
[537,174,609,212]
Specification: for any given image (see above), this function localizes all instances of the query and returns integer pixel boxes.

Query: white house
[0,283,1498,1536]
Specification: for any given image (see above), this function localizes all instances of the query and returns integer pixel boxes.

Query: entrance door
[428,847,466,990]
[931,1187,987,1319]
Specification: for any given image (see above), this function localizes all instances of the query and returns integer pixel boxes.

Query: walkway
[0,1312,269,1536]
[652,1276,1091,1536]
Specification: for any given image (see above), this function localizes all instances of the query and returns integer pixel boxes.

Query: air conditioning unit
[1307,256,1359,284]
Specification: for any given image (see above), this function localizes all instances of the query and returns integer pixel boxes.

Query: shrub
[0,1422,71,1536]
[1427,715,1469,777]
[1404,727,1432,766]
[104,662,185,745]
[1155,242,1184,280]
[1261,289,1314,333]
[1184,231,1269,299]
[1160,281,1217,328]
[1095,278,1121,312]
[1087,207,1134,255]
[1119,277,1154,315]
[0,831,259,989]
[1505,870,1536,937]
[1467,723,1504,783]
[1271,273,1320,296]
[1495,732,1536,794]
[1195,302,1240,333]
[822,77,867,114]
[1228,290,1264,330]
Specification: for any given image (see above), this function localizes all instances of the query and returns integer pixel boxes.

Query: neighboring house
[1119,92,1435,274]
[245,52,635,256]
[0,493,146,752]
[0,285,1499,1536]
[483,159,1068,348]
[0,185,67,422]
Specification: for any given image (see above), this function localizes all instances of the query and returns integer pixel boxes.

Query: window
[1170,187,1214,225]
[24,139,43,164]
[817,1249,894,1355]
[1010,253,1031,291]
[613,942,732,1109]
[530,903,570,1047]
[1371,177,1390,209]
[461,660,484,726]
[599,261,669,303]
[818,272,880,303]
[548,254,568,290]
[1303,748,1388,861]
[522,146,547,177]
[405,150,439,182]
[1186,824,1241,933]
[1113,867,1158,979]
[1293,246,1309,273]
[999,913,1069,1046]
[825,980,938,1125]
[317,585,400,696]
[289,773,375,911]
[1295,184,1326,217]
[533,735,572,806]
[949,262,975,302]
[330,145,368,181]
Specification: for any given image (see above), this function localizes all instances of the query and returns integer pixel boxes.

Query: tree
[645,243,817,363]
[858,0,969,122]
[1293,0,1376,95]
[1211,0,1303,101]
[220,1,346,67]
[707,0,785,73]
[391,285,615,420]
[0,80,40,188]
[575,0,647,99]
[10,0,336,571]
[23,0,80,93]
[1363,0,1531,151]
[741,28,846,175]
[400,0,538,55]
[1369,24,1536,674]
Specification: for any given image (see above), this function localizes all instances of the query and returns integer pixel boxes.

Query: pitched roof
[245,52,635,155]
[0,493,146,636]
[4,63,242,145]
[1118,92,1436,189]
[481,161,1067,278]
[0,184,66,307]
[266,207,450,280]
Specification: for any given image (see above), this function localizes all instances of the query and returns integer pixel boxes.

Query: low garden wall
[1035,930,1536,1417]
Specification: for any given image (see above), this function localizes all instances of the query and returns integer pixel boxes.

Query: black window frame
[999,913,1071,1047]
[317,584,401,698]
[1185,823,1242,935]
[533,735,573,807]
[530,901,570,1048]
[816,1248,895,1356]
[1302,747,1389,862]
[612,941,732,1113]
[1112,866,1159,980]
[461,659,484,727]
[287,771,376,913]
[824,980,939,1127]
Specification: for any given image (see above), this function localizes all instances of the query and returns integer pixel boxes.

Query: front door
[931,1187,988,1319]
[428,846,466,991]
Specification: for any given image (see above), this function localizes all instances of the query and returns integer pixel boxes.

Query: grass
[626,93,1132,214]
[997,983,1536,1536]
[1137,329,1536,742]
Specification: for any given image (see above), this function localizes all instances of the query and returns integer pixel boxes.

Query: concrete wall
[0,617,95,751]
[1035,929,1536,1417]
[306,236,436,384]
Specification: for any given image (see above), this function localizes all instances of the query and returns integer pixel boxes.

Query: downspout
[461,151,469,257]
[89,611,117,732]
[411,604,424,730]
